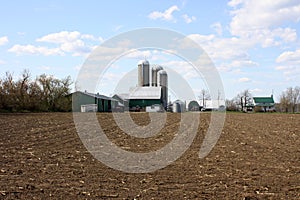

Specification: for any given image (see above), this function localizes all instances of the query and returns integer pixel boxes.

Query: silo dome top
[158,70,167,75]
[152,65,163,71]
[138,59,149,65]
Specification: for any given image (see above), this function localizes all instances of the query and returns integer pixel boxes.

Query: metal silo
[172,100,185,113]
[138,60,150,87]
[151,65,163,87]
[158,70,168,109]
[138,60,143,87]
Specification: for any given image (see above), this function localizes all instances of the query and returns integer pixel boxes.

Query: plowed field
[0,113,299,199]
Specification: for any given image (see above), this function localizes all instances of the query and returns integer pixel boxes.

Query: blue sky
[1,0,300,101]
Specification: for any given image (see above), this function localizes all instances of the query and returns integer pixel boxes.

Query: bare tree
[233,94,242,111]
[241,89,252,111]
[234,89,252,112]
[279,92,289,112]
[37,74,72,111]
[16,69,31,110]
[225,99,238,111]
[0,70,72,112]
[0,72,16,111]
[278,86,300,113]
[286,86,300,113]
[199,89,211,108]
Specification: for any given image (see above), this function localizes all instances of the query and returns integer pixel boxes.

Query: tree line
[0,70,72,112]
[226,87,300,113]
[278,86,300,113]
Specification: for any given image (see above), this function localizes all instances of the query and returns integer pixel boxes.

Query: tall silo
[151,65,163,87]
[138,60,143,87]
[158,70,168,109]
[137,60,150,87]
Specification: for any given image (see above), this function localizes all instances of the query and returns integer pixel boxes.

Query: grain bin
[172,100,185,113]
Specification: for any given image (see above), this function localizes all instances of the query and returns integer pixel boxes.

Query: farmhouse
[253,95,275,112]
[72,91,118,112]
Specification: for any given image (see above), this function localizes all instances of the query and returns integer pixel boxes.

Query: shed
[187,100,200,111]
[111,94,129,112]
[72,91,118,112]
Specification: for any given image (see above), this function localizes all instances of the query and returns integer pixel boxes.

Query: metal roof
[138,59,149,65]
[75,91,118,101]
[128,87,161,99]
[113,93,129,101]
[253,97,274,104]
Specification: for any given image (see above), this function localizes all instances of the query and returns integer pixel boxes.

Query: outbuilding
[187,100,201,111]
[127,87,163,111]
[72,91,118,112]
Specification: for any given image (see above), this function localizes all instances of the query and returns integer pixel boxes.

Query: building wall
[129,99,161,108]
[112,94,129,108]
[72,92,113,112]
[72,92,96,112]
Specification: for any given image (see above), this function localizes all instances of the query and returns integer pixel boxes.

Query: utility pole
[217,89,220,108]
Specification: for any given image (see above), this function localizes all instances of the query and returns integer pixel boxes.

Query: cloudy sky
[1,0,300,100]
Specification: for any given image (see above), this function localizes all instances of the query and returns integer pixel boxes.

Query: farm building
[112,94,129,111]
[172,100,186,113]
[113,59,168,112]
[127,87,163,111]
[72,91,118,112]
[186,100,201,111]
[199,100,226,111]
[253,95,275,112]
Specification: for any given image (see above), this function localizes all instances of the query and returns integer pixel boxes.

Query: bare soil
[0,112,299,199]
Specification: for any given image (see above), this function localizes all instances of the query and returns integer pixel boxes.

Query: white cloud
[0,36,8,46]
[187,34,215,45]
[211,22,223,35]
[148,5,180,22]
[38,66,52,71]
[229,0,300,47]
[228,0,243,8]
[238,77,251,83]
[121,49,171,62]
[17,32,26,36]
[250,88,263,94]
[276,49,300,80]
[161,60,201,80]
[37,31,81,43]
[0,59,5,65]
[9,31,102,57]
[113,25,124,32]
[182,14,196,24]
[188,34,253,61]
[230,0,300,30]
[186,1,300,76]
[230,60,259,68]
[37,31,102,56]
[8,44,63,56]
[185,1,300,79]
[124,50,152,60]
[276,49,300,63]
